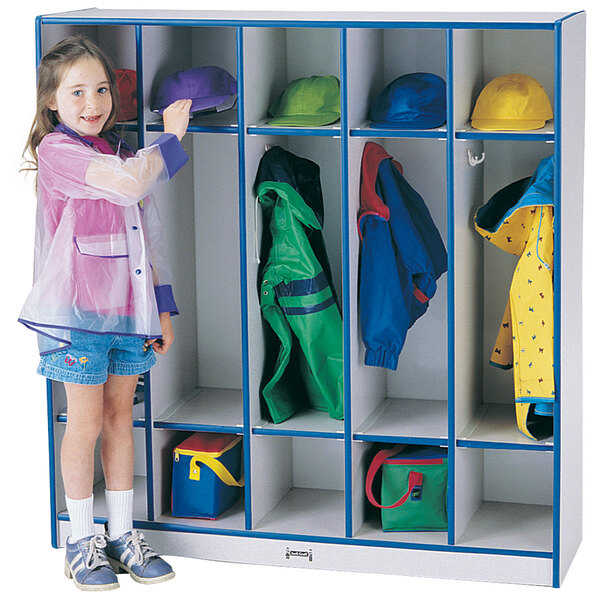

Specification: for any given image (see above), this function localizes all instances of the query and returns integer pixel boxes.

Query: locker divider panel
[555,11,585,585]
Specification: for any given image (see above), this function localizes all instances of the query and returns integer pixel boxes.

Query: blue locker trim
[46,379,58,549]
[136,27,155,524]
[354,434,448,446]
[456,439,554,452]
[56,414,146,427]
[555,10,585,23]
[455,130,554,142]
[445,28,456,547]
[55,513,553,560]
[247,126,340,137]
[552,20,563,590]
[40,15,558,30]
[35,15,43,66]
[147,123,239,135]
[236,26,253,533]
[135,25,144,150]
[114,519,553,559]
[252,427,344,440]
[340,27,353,540]
[39,15,57,547]
[143,372,155,522]
[350,128,447,139]
[154,422,243,434]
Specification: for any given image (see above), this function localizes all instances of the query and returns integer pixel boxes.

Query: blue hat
[368,72,447,129]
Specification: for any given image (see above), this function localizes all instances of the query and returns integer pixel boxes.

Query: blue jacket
[358,142,447,370]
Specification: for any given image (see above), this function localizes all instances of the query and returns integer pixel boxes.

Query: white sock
[105,488,134,540]
[66,494,95,542]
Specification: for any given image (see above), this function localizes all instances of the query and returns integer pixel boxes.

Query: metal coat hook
[467,148,485,166]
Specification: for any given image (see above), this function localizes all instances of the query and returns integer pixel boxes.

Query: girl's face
[47,57,112,137]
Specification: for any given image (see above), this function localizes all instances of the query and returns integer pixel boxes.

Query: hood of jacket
[475,154,554,254]
[358,141,404,226]
[254,145,325,230]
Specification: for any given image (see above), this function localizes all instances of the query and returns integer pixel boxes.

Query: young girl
[19,36,192,591]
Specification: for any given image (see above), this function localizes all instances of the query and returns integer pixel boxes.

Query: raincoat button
[135,269,142,275]
[132,226,138,230]
[263,290,268,295]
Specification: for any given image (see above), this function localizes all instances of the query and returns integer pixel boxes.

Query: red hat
[115,69,137,121]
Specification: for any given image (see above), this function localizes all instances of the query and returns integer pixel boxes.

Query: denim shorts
[37,330,157,385]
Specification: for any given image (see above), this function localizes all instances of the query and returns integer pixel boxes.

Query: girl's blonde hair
[22,35,121,174]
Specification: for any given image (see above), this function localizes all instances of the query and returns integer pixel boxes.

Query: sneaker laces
[126,530,158,565]
[81,535,110,571]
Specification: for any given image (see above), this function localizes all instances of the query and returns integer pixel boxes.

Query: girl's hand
[146,313,175,355]
[162,99,192,141]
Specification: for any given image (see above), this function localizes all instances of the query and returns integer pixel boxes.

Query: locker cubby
[250,435,345,537]
[455,447,553,553]
[452,28,555,135]
[348,136,448,442]
[243,27,341,132]
[245,134,344,434]
[454,139,555,448]
[142,25,239,131]
[54,389,149,531]
[346,27,447,132]
[350,441,449,545]
[153,429,246,531]
[40,24,139,131]
[151,131,243,431]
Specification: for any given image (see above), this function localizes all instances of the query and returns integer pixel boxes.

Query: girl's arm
[39,100,191,206]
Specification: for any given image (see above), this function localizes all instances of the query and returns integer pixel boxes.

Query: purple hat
[152,66,237,115]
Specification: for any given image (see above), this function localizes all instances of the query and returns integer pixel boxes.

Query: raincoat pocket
[73,233,131,313]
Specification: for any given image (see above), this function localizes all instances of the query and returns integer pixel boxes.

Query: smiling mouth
[82,115,102,122]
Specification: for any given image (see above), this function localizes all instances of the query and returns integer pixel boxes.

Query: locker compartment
[40,24,138,130]
[453,28,555,134]
[346,28,447,131]
[454,139,555,447]
[455,447,553,553]
[246,134,344,433]
[251,436,345,537]
[243,27,341,130]
[153,430,246,531]
[351,441,449,545]
[142,25,239,130]
[54,384,149,538]
[151,132,243,430]
[349,137,448,441]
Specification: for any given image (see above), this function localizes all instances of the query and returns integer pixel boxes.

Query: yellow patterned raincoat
[474,155,554,440]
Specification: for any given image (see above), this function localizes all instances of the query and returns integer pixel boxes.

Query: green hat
[267,75,340,126]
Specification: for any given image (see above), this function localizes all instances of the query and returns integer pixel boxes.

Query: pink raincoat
[19,125,188,354]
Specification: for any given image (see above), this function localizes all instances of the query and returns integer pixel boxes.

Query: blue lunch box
[171,432,244,519]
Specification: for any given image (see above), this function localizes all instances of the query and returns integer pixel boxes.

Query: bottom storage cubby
[455,447,553,553]
[352,441,449,545]
[154,429,246,531]
[250,435,346,537]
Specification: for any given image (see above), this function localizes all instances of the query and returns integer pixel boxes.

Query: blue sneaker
[105,530,175,584]
[64,534,119,591]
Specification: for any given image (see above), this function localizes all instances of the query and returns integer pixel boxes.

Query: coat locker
[37,9,585,587]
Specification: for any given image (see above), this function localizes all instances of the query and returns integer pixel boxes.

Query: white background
[1,1,597,598]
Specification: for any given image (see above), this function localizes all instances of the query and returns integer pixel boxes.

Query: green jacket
[255,146,343,423]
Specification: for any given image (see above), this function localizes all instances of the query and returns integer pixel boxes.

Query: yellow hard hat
[471,73,553,131]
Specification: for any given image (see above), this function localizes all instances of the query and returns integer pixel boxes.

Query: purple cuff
[153,133,188,179]
[154,284,179,316]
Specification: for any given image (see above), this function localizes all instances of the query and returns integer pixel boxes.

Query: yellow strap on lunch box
[174,437,244,487]
[189,455,244,486]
